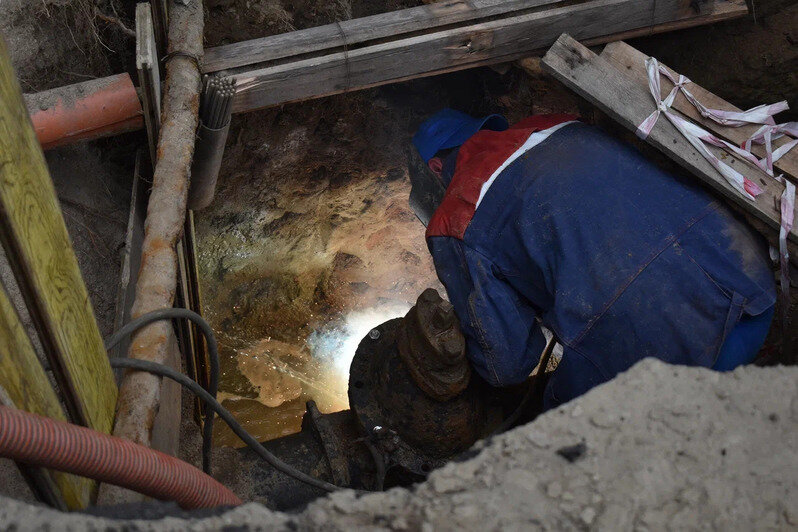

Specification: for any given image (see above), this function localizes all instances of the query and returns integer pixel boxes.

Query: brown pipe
[0,405,241,509]
[99,0,204,506]
[25,73,144,150]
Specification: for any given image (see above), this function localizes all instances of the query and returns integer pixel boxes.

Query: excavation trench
[195,92,459,447]
[195,0,798,450]
[0,0,795,517]
[196,0,559,448]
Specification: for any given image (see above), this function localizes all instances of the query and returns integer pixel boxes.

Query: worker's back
[425,120,776,407]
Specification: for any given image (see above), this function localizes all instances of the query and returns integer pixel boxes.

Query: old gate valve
[397,288,470,402]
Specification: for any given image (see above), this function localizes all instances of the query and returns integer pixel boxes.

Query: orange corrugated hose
[0,405,241,509]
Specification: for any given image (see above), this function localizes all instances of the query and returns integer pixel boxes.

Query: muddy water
[195,95,448,446]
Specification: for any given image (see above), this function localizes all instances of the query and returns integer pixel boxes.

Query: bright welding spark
[308,303,411,380]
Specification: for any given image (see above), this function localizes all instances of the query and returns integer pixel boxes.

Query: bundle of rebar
[200,75,235,129]
[189,75,236,210]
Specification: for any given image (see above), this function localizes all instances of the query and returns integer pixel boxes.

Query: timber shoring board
[228,0,744,114]
[540,34,798,254]
[579,0,744,45]
[0,283,93,510]
[0,36,117,434]
[179,212,209,424]
[175,237,197,379]
[136,3,162,166]
[202,0,563,73]
[600,40,798,183]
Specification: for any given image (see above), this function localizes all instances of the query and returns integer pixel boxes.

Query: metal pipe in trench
[99,0,204,506]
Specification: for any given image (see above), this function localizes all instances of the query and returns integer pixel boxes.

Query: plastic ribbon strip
[777,176,795,318]
[743,122,798,176]
[635,58,765,200]
[636,56,797,312]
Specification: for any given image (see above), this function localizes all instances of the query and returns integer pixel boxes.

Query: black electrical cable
[104,308,219,474]
[490,335,557,436]
[108,357,345,493]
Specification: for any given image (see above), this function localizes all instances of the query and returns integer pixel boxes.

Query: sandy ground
[0,358,796,529]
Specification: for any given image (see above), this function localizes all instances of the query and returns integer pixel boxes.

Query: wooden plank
[136,3,162,165]
[540,34,798,253]
[184,211,209,424]
[600,39,798,182]
[379,0,745,109]
[230,0,727,114]
[175,237,197,370]
[111,151,148,376]
[183,212,207,388]
[149,330,181,457]
[0,35,117,433]
[202,0,564,74]
[0,278,93,509]
[150,0,168,59]
[581,0,745,45]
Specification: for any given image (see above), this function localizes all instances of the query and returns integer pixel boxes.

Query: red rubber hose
[0,406,241,509]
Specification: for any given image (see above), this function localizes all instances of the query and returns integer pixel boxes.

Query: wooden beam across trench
[201,0,748,114]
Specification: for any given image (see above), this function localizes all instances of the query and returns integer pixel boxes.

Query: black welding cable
[108,357,344,493]
[490,335,557,436]
[104,308,219,475]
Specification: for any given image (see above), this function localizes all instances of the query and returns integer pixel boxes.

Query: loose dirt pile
[1,359,795,529]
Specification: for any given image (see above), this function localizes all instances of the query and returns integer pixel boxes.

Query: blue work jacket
[426,120,776,408]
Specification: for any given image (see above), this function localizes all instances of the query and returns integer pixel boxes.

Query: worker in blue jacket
[411,109,776,410]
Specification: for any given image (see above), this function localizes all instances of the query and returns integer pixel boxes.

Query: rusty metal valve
[397,288,470,401]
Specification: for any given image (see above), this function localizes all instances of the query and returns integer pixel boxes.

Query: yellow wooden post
[0,281,93,509]
[0,35,117,433]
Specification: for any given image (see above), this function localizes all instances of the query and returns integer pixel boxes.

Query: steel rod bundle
[189,75,235,210]
[200,74,235,129]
